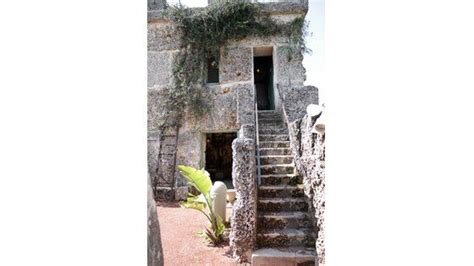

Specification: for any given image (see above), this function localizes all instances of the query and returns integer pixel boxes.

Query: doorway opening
[205,132,237,189]
[254,47,274,110]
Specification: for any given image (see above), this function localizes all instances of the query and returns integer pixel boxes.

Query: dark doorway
[254,55,274,110]
[207,57,219,83]
[205,132,236,189]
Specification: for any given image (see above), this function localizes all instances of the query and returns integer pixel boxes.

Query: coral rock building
[148,0,325,265]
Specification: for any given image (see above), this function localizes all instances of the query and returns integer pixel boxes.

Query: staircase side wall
[287,113,325,265]
[279,84,319,123]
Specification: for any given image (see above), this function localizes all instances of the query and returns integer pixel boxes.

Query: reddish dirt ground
[157,202,244,266]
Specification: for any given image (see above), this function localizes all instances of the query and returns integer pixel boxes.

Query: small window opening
[207,57,219,83]
[205,132,236,189]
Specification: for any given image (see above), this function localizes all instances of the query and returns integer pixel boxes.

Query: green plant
[282,16,312,60]
[178,165,225,245]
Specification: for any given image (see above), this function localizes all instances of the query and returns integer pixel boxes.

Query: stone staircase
[252,110,316,266]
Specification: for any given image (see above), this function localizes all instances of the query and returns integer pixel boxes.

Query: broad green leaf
[178,165,212,195]
[179,200,206,211]
[178,165,224,245]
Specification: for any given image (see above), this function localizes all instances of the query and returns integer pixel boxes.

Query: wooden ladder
[153,124,180,201]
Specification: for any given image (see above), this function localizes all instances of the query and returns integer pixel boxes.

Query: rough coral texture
[230,125,257,263]
[148,174,164,266]
[288,113,325,265]
[276,47,306,88]
[220,47,253,83]
[148,0,166,11]
[280,85,319,122]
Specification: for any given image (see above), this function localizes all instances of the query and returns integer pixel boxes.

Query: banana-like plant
[178,165,225,245]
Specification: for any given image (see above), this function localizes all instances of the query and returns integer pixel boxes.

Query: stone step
[259,124,287,129]
[259,164,294,175]
[259,123,284,128]
[257,116,278,120]
[258,120,283,125]
[258,121,287,129]
[259,155,293,165]
[252,247,316,266]
[259,128,289,134]
[258,118,279,121]
[258,212,312,230]
[258,111,280,116]
[258,185,304,198]
[258,119,284,124]
[257,228,315,248]
[257,114,281,118]
[260,174,302,186]
[257,110,278,116]
[259,148,292,156]
[258,198,308,212]
[259,134,289,141]
[258,114,280,117]
[260,141,290,149]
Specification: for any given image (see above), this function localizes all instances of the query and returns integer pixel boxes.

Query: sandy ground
[157,202,244,266]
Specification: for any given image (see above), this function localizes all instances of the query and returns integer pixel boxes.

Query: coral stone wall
[148,18,181,200]
[288,112,325,265]
[230,124,257,263]
[148,4,309,200]
[280,85,319,122]
[278,84,323,264]
[174,45,256,199]
[148,0,166,10]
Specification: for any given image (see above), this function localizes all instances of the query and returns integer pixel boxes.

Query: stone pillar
[230,134,257,263]
[148,174,164,266]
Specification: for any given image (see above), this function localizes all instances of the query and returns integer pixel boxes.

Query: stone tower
[148,0,324,264]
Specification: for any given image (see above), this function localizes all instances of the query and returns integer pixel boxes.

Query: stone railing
[277,84,319,123]
[287,108,325,265]
[229,124,257,263]
[277,83,325,265]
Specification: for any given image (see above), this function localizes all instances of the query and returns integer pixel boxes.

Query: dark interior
[207,57,219,83]
[205,132,236,189]
[254,56,274,110]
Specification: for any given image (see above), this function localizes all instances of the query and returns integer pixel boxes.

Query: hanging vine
[158,0,310,130]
